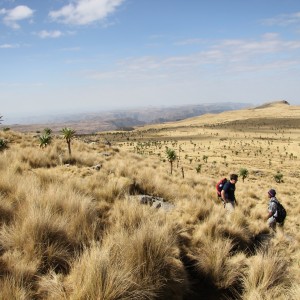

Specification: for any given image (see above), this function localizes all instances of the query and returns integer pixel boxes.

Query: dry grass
[0,102,299,299]
[241,249,292,300]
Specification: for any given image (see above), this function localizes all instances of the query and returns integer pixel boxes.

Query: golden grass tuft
[241,249,292,299]
[0,277,33,300]
[64,219,187,300]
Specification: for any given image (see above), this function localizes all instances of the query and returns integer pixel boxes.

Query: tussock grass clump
[64,212,187,300]
[241,249,291,299]
[64,244,144,300]
[0,206,80,275]
[194,238,247,290]
[0,277,33,300]
[0,197,14,226]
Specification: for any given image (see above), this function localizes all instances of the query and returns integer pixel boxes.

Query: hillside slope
[0,103,299,299]
[142,100,299,128]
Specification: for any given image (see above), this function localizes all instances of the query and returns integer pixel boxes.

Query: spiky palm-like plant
[166,148,177,175]
[43,128,52,135]
[39,134,52,148]
[61,127,76,156]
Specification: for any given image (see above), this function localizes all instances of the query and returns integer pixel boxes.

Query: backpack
[216,178,227,197]
[271,200,287,223]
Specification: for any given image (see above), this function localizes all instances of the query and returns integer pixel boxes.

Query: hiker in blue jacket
[221,174,238,212]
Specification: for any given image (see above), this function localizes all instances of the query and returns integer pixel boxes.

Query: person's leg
[268,216,276,231]
[225,201,235,212]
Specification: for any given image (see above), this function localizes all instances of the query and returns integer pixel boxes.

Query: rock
[252,170,264,177]
[92,164,102,171]
[138,195,175,211]
[102,152,111,157]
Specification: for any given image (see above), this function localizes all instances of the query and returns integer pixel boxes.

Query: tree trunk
[67,141,71,156]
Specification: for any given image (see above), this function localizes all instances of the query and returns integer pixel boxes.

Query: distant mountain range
[3,102,251,134]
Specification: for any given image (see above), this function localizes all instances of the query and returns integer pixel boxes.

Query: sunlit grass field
[0,102,299,299]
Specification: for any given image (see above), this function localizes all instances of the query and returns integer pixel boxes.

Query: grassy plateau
[0,101,299,299]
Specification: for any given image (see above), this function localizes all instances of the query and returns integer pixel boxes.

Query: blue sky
[1,0,300,122]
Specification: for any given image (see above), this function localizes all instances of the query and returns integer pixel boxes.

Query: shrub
[239,168,249,182]
[274,171,283,183]
[0,138,8,151]
[195,164,202,173]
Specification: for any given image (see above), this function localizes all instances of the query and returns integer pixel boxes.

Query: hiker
[266,189,286,231]
[221,174,238,212]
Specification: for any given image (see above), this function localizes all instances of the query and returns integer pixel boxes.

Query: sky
[1,0,300,123]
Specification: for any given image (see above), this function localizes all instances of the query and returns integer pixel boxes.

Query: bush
[0,139,8,151]
[274,171,283,183]
[239,168,249,182]
[195,164,202,173]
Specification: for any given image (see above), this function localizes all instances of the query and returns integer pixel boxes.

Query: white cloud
[49,0,125,25]
[175,38,205,46]
[60,46,81,52]
[263,11,300,26]
[36,30,63,39]
[85,34,300,82]
[0,43,19,48]
[218,34,300,58]
[1,5,34,29]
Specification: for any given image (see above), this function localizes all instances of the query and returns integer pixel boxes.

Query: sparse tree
[166,148,177,175]
[61,127,76,156]
[239,168,249,182]
[0,115,2,124]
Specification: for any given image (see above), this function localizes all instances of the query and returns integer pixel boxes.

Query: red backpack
[216,178,227,197]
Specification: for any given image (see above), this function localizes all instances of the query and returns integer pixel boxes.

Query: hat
[268,189,276,197]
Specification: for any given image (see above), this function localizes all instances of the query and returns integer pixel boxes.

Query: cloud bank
[49,0,125,25]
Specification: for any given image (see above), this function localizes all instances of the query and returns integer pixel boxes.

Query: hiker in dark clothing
[221,174,238,212]
[266,189,286,231]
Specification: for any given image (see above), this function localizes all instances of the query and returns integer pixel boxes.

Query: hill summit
[254,100,290,109]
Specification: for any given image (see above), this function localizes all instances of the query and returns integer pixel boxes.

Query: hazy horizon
[2,101,253,125]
